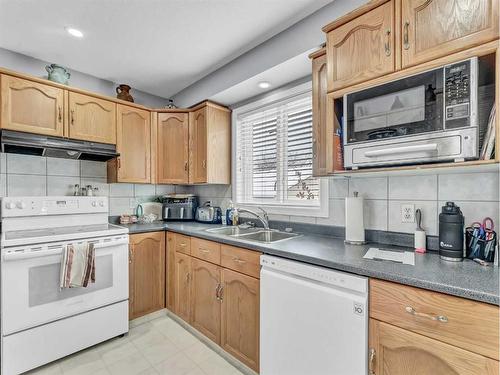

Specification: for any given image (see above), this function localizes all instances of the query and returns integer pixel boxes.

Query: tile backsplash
[0,152,498,237]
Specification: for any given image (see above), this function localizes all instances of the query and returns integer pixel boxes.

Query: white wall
[0,48,169,108]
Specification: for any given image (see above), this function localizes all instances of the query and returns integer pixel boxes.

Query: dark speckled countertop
[119,221,500,305]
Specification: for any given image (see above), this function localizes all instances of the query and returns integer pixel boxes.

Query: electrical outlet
[401,204,415,223]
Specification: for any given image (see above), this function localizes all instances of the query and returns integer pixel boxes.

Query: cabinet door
[190,258,221,344]
[0,75,64,136]
[68,92,116,144]
[166,232,175,311]
[189,107,207,184]
[311,53,333,176]
[221,268,260,372]
[369,319,499,375]
[157,112,189,184]
[401,0,499,68]
[174,251,192,322]
[115,105,151,183]
[326,1,394,91]
[129,232,165,320]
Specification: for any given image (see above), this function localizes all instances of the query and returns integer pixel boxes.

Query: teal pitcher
[45,64,71,85]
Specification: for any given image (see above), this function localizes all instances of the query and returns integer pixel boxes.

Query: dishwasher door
[260,255,368,375]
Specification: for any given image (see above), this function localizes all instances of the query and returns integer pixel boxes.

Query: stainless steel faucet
[233,207,270,230]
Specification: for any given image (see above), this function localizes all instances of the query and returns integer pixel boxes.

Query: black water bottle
[439,202,464,261]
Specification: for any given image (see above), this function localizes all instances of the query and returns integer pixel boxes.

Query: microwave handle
[3,238,129,261]
[364,143,438,158]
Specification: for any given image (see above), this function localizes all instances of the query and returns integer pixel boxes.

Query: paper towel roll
[345,192,366,244]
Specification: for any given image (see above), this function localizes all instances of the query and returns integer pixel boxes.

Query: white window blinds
[236,92,320,207]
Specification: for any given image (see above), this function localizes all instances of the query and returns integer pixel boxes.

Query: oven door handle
[364,143,438,157]
[3,238,129,261]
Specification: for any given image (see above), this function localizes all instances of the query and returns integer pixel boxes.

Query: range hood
[1,130,119,161]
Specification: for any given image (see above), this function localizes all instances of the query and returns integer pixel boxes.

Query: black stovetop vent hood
[1,130,119,161]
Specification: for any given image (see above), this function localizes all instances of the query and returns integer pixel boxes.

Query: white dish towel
[60,242,96,289]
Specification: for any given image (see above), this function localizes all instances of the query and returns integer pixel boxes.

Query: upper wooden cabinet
[129,232,165,320]
[68,92,116,144]
[157,112,189,184]
[0,75,65,137]
[401,0,499,68]
[325,1,395,91]
[310,50,333,177]
[108,104,151,183]
[189,102,231,184]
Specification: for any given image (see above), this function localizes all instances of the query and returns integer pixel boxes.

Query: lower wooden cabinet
[129,232,165,320]
[221,268,260,371]
[168,232,260,372]
[174,251,192,323]
[190,258,221,344]
[369,319,499,375]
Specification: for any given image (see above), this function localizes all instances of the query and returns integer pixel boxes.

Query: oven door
[1,235,129,335]
[344,67,444,144]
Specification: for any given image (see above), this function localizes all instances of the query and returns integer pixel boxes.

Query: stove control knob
[5,201,15,209]
[91,201,97,207]
[99,201,104,207]
[16,201,26,209]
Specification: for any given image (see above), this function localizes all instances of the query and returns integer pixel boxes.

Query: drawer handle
[179,243,187,247]
[232,257,246,265]
[405,306,448,323]
[200,248,210,254]
[369,348,376,375]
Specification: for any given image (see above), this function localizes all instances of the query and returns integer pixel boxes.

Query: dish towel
[60,242,96,289]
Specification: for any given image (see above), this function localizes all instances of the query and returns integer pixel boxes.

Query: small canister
[439,202,464,261]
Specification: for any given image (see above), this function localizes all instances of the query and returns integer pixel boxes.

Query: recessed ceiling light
[65,27,84,38]
[258,81,271,89]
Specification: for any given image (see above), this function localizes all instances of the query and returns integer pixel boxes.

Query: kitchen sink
[205,226,260,236]
[237,230,300,243]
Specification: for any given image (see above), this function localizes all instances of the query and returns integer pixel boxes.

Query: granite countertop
[120,221,500,306]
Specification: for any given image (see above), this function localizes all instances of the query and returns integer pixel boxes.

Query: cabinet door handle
[219,284,224,301]
[215,283,222,301]
[184,161,188,171]
[58,106,62,122]
[405,306,448,323]
[403,21,410,50]
[202,160,206,169]
[186,272,191,283]
[384,29,391,56]
[312,139,317,159]
[117,157,121,169]
[129,245,133,264]
[369,348,376,375]
[70,110,75,125]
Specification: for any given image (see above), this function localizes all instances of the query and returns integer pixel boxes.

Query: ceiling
[0,0,332,99]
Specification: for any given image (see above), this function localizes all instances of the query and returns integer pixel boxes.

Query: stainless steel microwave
[343,57,478,169]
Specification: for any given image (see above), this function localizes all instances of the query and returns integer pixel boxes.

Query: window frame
[231,81,329,218]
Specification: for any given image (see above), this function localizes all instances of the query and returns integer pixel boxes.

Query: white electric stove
[1,196,129,375]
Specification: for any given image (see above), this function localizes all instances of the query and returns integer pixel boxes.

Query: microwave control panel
[444,60,472,123]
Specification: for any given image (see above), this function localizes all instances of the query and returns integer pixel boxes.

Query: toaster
[195,202,222,224]
[161,194,198,221]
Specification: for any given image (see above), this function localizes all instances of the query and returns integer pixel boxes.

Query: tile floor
[26,315,245,375]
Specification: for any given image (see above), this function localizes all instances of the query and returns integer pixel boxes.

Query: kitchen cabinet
[190,258,221,344]
[0,74,65,137]
[68,92,116,144]
[157,112,189,184]
[221,268,260,372]
[325,0,395,91]
[129,232,165,320]
[174,251,192,322]
[401,0,499,68]
[166,232,176,311]
[369,319,499,375]
[189,102,231,184]
[310,49,333,177]
[108,104,151,183]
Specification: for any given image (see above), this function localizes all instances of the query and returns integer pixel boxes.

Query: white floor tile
[182,341,218,365]
[106,351,151,375]
[154,352,199,375]
[25,363,63,375]
[196,356,240,375]
[99,339,139,366]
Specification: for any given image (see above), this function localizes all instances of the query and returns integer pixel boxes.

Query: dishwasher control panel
[260,255,368,294]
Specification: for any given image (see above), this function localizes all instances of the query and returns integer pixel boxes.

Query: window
[233,83,328,217]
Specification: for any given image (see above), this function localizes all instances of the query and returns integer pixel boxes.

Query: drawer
[191,237,221,265]
[221,245,261,279]
[173,233,191,255]
[370,279,499,360]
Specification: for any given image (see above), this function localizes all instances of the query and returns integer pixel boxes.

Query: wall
[0,48,169,108]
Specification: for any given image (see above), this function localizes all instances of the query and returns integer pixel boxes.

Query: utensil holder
[465,227,497,262]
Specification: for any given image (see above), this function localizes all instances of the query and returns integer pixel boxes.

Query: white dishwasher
[260,255,368,375]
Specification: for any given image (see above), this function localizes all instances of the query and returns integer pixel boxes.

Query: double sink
[205,226,300,243]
